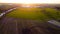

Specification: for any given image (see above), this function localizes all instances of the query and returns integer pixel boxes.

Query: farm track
[0,16,60,34]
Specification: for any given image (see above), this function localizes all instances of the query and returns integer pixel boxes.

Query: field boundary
[0,7,18,18]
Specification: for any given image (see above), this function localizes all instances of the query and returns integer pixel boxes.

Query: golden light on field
[0,0,60,4]
[21,4,36,8]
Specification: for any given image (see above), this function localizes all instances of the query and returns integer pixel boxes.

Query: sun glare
[0,0,60,4]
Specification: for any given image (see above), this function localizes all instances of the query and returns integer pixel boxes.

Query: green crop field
[6,7,60,22]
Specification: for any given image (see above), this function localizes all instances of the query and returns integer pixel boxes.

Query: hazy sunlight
[0,0,60,4]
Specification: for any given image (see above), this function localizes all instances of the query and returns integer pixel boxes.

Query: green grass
[6,8,60,22]
[45,8,60,20]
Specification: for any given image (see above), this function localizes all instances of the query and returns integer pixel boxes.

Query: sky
[0,0,60,4]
